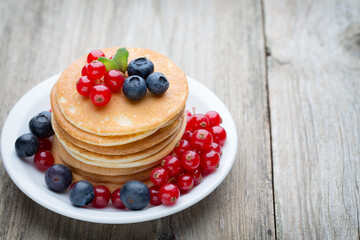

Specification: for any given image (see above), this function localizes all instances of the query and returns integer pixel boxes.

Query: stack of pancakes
[50,48,188,191]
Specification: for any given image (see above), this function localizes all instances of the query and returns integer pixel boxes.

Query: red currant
[209,142,222,155]
[186,110,192,118]
[190,129,213,151]
[90,85,112,106]
[149,186,162,206]
[173,140,192,157]
[200,149,220,171]
[92,185,111,208]
[185,115,192,131]
[87,49,105,63]
[111,188,126,209]
[181,131,192,142]
[104,70,124,92]
[181,150,200,171]
[189,114,210,131]
[176,174,194,191]
[159,183,180,205]
[210,126,227,146]
[81,63,89,76]
[161,155,183,176]
[187,169,202,185]
[87,61,106,79]
[76,76,96,97]
[38,138,52,150]
[34,150,54,171]
[205,111,222,126]
[150,167,169,186]
[70,181,78,190]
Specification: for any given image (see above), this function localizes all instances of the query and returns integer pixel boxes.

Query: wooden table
[0,0,359,239]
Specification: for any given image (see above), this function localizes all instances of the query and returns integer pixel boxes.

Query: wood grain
[0,0,275,239]
[264,0,360,238]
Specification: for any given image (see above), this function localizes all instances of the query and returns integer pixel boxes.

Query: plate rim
[0,74,238,224]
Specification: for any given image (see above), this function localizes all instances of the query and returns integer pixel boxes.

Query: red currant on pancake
[210,126,227,146]
[161,155,183,176]
[200,149,220,171]
[176,174,194,191]
[159,183,180,205]
[104,70,125,92]
[76,76,95,96]
[81,63,89,76]
[189,114,210,131]
[87,61,106,79]
[38,138,52,151]
[34,150,54,171]
[149,186,162,206]
[90,85,112,106]
[187,169,202,185]
[181,150,200,171]
[92,185,111,208]
[173,139,192,157]
[87,49,105,63]
[190,129,213,151]
[150,167,169,186]
[205,111,222,126]
[181,131,192,142]
[111,188,126,209]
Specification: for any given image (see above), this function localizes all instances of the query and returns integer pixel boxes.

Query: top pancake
[56,47,188,136]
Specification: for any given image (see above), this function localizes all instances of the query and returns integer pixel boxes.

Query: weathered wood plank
[264,0,360,238]
[0,0,274,239]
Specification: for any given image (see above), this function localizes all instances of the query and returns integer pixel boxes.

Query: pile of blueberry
[148,110,227,206]
[77,48,170,106]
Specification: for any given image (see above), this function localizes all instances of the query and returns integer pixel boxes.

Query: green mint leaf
[98,57,119,72]
[113,48,129,73]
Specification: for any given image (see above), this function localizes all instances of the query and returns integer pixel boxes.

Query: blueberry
[120,180,150,210]
[45,164,72,192]
[146,72,169,95]
[122,76,147,100]
[127,57,154,79]
[29,112,54,138]
[38,111,51,121]
[15,133,39,157]
[69,180,95,207]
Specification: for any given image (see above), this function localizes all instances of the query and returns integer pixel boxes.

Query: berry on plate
[159,183,180,206]
[15,133,39,157]
[38,138,52,150]
[209,142,222,155]
[122,76,147,100]
[149,186,162,206]
[111,188,126,209]
[92,185,111,208]
[210,126,227,146]
[176,174,194,191]
[90,85,112,106]
[187,169,202,185]
[120,180,150,210]
[29,112,54,138]
[45,164,72,193]
[76,76,95,96]
[127,57,154,79]
[150,167,169,186]
[34,150,54,171]
[190,129,213,151]
[69,180,95,207]
[104,70,124,92]
[180,150,200,171]
[200,149,220,171]
[189,114,210,131]
[173,139,192,157]
[146,72,169,95]
[161,155,183,176]
[181,131,192,142]
[205,111,222,126]
[87,49,105,63]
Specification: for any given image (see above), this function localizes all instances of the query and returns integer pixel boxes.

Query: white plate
[1,74,238,224]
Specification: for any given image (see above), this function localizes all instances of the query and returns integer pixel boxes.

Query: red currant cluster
[77,50,125,106]
[148,110,227,206]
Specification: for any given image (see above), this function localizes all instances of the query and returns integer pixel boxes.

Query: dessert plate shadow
[1,74,238,224]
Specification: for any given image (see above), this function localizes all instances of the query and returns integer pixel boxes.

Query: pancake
[52,110,184,155]
[53,136,160,176]
[56,47,188,136]
[57,114,184,162]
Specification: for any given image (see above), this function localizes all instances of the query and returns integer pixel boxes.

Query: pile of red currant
[148,110,227,206]
[76,49,126,106]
